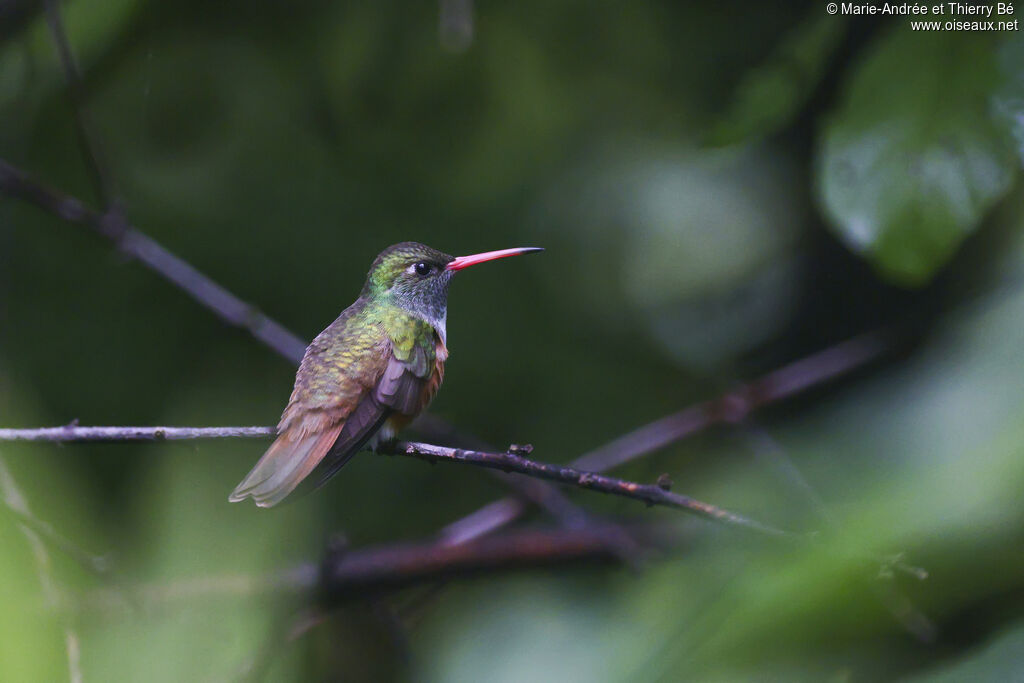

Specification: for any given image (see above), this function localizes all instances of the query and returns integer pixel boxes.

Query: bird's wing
[303,318,445,492]
[229,308,390,507]
[229,311,444,507]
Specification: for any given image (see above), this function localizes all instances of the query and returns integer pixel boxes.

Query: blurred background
[1,0,1023,680]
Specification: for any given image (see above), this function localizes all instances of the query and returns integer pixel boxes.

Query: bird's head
[362,241,543,326]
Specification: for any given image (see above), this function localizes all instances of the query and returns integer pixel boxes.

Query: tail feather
[228,424,343,507]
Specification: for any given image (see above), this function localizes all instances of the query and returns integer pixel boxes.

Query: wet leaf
[817,31,1018,287]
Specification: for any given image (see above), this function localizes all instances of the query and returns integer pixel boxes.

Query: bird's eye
[413,262,432,276]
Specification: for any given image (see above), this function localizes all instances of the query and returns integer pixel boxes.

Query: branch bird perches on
[0,427,789,539]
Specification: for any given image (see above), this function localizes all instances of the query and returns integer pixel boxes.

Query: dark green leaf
[818,30,1018,287]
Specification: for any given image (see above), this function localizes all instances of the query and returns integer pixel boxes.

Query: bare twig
[409,417,644,563]
[387,442,789,538]
[0,425,276,442]
[439,331,891,544]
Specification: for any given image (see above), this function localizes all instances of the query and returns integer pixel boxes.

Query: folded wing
[229,311,446,508]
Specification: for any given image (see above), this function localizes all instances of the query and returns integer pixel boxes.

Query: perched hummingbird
[229,242,543,507]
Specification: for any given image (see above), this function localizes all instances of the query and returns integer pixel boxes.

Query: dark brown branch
[0,159,310,364]
[439,330,891,544]
[318,523,644,604]
[73,525,660,615]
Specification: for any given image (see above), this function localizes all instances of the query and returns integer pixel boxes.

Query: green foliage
[817,30,1018,286]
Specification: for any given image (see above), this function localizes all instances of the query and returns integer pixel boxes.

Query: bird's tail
[228,423,343,508]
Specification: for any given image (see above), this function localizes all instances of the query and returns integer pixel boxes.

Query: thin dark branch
[0,159,310,364]
[439,330,891,545]
[386,442,790,538]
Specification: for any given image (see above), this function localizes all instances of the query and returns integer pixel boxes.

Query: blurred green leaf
[708,14,845,147]
[817,31,1018,287]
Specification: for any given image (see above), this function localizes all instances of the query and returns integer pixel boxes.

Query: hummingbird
[229,241,543,507]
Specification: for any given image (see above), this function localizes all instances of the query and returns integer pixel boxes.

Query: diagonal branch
[0,159,310,364]
[571,331,890,473]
